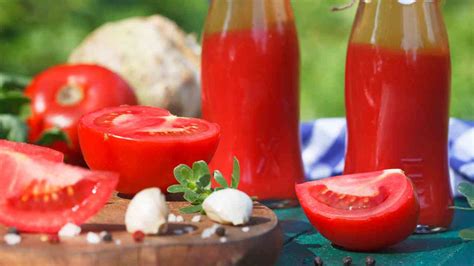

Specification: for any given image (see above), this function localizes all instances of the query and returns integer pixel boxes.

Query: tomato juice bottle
[201,0,304,205]
[344,0,453,232]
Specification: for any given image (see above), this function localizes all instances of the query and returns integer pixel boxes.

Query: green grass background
[0,0,472,120]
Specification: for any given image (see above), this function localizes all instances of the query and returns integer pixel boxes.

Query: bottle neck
[350,0,449,52]
[205,0,294,35]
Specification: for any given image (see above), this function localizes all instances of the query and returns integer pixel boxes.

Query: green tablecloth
[275,199,474,266]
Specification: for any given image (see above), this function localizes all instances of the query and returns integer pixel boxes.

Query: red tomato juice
[344,43,453,228]
[201,24,304,200]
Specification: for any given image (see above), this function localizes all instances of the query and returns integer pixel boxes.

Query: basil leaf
[0,114,27,142]
[214,170,229,188]
[167,184,186,193]
[0,91,30,117]
[35,127,70,147]
[458,182,474,208]
[231,157,240,189]
[459,228,474,241]
[192,160,210,181]
[174,164,193,185]
[180,204,203,214]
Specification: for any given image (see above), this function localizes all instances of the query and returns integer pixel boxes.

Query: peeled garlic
[125,188,169,234]
[202,188,253,226]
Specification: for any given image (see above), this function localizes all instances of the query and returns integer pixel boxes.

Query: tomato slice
[78,105,220,194]
[0,143,118,233]
[295,169,419,251]
[0,139,64,162]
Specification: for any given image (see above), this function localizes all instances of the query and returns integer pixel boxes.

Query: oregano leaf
[167,184,186,193]
[180,204,203,214]
[197,173,211,189]
[458,182,474,208]
[183,190,200,203]
[459,228,474,241]
[174,165,193,185]
[214,170,228,188]
[231,157,240,189]
[192,161,210,182]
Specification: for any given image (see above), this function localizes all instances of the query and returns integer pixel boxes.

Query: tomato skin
[0,142,118,233]
[25,64,137,164]
[295,170,419,251]
[78,106,220,195]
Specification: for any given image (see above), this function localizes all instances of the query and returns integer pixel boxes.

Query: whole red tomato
[26,64,137,164]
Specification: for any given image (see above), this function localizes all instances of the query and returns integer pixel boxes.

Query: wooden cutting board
[0,195,283,266]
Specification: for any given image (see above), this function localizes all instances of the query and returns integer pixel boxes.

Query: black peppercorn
[366,256,376,266]
[215,226,226,237]
[314,256,323,266]
[343,256,352,266]
[102,231,113,242]
[7,227,19,235]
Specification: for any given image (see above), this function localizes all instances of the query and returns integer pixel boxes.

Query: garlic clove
[202,188,253,226]
[125,187,169,234]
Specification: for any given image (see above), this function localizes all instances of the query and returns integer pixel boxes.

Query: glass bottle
[344,0,453,232]
[201,0,304,205]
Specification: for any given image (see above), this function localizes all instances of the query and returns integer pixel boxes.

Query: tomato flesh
[0,142,118,233]
[78,105,220,194]
[0,139,63,162]
[295,169,419,251]
[25,64,137,164]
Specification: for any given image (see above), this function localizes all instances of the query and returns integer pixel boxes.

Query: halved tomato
[0,139,64,162]
[295,169,419,251]
[78,105,220,195]
[0,142,118,233]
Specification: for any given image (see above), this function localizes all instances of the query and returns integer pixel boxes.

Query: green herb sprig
[453,182,474,240]
[167,157,240,214]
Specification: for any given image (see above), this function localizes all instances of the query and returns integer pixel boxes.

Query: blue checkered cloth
[301,118,474,197]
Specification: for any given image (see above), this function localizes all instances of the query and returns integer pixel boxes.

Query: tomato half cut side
[0,148,118,233]
[295,169,419,251]
[0,139,64,162]
[78,105,220,195]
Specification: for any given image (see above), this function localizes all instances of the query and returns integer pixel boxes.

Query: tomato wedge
[78,105,220,195]
[295,169,419,251]
[0,141,118,233]
[0,139,64,162]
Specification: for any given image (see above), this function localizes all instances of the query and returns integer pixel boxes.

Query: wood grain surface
[0,195,283,266]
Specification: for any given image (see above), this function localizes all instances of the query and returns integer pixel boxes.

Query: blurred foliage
[0,0,472,120]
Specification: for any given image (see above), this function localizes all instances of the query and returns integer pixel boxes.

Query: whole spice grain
[314,256,323,266]
[215,226,226,237]
[132,231,145,242]
[48,234,60,244]
[343,256,352,266]
[102,232,113,242]
[366,256,376,266]
[7,227,19,235]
